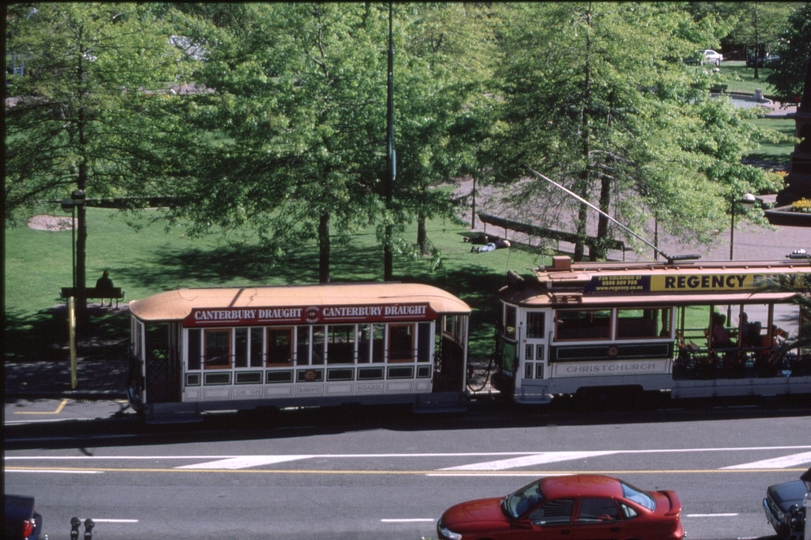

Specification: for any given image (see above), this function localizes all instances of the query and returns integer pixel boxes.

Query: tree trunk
[418,214,428,255]
[319,212,330,284]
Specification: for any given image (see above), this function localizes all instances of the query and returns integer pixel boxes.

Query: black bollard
[70,517,81,540]
[84,518,95,540]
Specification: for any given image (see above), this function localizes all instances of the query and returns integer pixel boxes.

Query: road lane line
[722,451,811,469]
[89,519,139,523]
[440,451,617,471]
[13,399,69,415]
[6,466,810,476]
[687,513,738,517]
[7,469,101,474]
[381,519,434,523]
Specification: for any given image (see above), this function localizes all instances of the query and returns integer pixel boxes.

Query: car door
[569,497,625,540]
[523,498,576,538]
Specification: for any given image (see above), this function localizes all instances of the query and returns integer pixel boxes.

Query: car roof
[540,475,624,499]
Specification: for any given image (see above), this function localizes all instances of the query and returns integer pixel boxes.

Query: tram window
[312,325,325,365]
[526,312,545,339]
[389,324,414,362]
[267,328,293,366]
[555,310,611,341]
[296,326,310,365]
[235,328,248,368]
[187,329,202,370]
[417,322,432,362]
[327,325,355,364]
[616,308,669,340]
[204,329,231,369]
[358,324,372,363]
[505,305,517,339]
[250,328,264,367]
[372,324,385,363]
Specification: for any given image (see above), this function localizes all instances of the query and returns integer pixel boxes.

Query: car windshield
[621,481,656,511]
[502,480,545,519]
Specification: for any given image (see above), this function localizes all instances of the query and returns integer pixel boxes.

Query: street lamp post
[60,190,86,290]
[730,193,756,260]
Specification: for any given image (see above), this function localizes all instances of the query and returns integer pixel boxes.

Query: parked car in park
[747,53,780,68]
[700,49,724,65]
[4,494,44,540]
[763,468,810,539]
[437,474,684,540]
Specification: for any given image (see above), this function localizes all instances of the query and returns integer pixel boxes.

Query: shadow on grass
[116,242,389,290]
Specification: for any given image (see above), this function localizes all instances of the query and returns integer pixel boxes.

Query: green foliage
[765,3,811,104]
[5,3,192,223]
[490,2,783,259]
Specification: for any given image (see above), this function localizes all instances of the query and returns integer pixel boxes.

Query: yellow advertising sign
[650,273,808,292]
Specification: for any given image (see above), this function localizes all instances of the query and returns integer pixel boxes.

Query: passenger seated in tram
[710,312,733,349]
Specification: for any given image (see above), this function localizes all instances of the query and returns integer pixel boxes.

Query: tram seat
[60,286,126,308]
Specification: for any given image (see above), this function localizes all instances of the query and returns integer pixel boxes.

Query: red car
[437,475,684,540]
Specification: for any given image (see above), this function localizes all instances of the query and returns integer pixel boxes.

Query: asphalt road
[5,399,810,540]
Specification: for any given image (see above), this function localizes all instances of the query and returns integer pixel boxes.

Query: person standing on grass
[95,270,114,307]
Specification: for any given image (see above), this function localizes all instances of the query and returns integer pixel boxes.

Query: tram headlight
[437,521,463,540]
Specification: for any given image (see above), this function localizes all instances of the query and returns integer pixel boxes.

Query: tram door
[521,311,547,383]
[434,315,467,392]
[144,322,182,403]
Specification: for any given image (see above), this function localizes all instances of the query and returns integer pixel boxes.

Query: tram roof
[129,282,471,322]
[532,258,811,284]
[500,258,810,307]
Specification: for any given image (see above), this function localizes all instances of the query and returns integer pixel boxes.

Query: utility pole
[384,2,396,281]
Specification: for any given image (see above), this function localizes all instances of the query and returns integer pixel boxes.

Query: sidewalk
[4,358,129,400]
[5,305,130,400]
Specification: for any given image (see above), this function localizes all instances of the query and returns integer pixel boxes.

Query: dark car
[763,468,810,539]
[437,474,684,540]
[4,494,44,540]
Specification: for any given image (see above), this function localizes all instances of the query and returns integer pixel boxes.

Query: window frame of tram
[184,322,435,388]
[523,311,546,381]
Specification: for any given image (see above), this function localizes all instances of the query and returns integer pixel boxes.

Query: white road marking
[687,513,739,517]
[722,451,811,470]
[381,519,435,523]
[89,519,139,523]
[176,455,312,469]
[440,451,618,471]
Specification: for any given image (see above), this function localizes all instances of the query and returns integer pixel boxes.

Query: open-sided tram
[127,282,470,423]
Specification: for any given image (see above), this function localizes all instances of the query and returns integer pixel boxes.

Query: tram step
[411,395,468,414]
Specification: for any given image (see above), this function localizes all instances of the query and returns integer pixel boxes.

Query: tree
[164,4,394,284]
[724,2,799,79]
[392,3,499,257]
[5,3,190,325]
[169,4,499,282]
[491,2,782,261]
[766,2,811,105]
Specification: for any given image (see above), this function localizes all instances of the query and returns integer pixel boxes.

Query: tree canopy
[5,2,792,283]
[490,2,782,260]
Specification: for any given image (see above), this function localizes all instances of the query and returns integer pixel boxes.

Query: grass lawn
[712,60,776,95]
[5,205,549,360]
